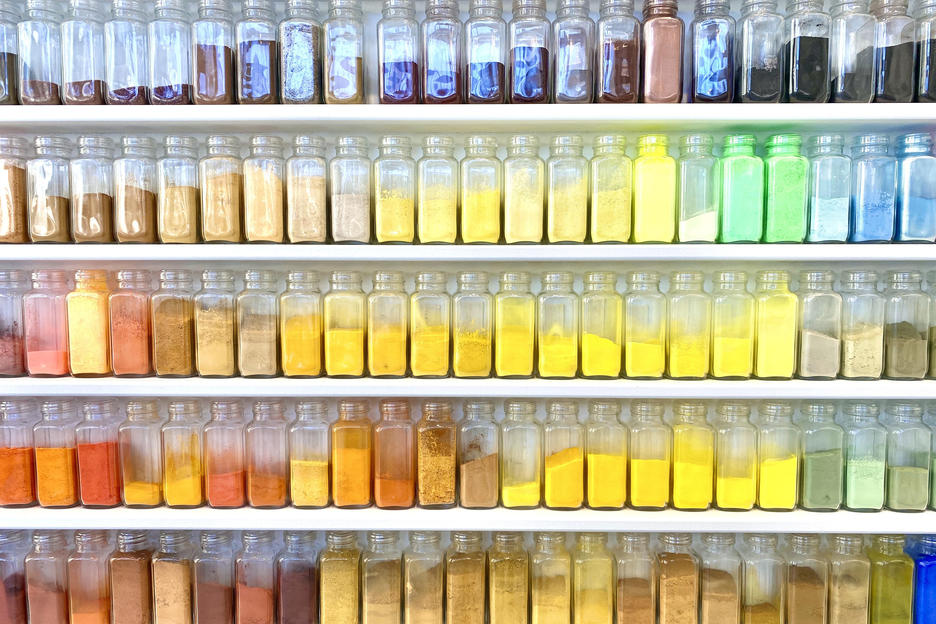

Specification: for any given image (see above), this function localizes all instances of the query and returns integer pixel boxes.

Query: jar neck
[830,535,863,556]
[338,402,369,420]
[116,531,149,552]
[200,531,233,553]
[296,401,328,422]
[504,402,536,422]
[494,533,524,550]
[643,0,678,18]
[746,534,778,554]
[451,532,482,552]
[126,401,160,422]
[872,535,906,555]
[617,533,650,554]
[284,532,316,552]
[787,0,825,14]
[252,401,285,422]
[242,532,274,551]
[326,532,357,549]
[409,532,441,552]
[287,272,320,290]
[790,534,820,555]
[75,531,109,553]
[741,0,779,15]
[534,532,567,553]
[379,400,411,422]
[32,531,67,553]
[209,401,242,422]
[457,274,489,292]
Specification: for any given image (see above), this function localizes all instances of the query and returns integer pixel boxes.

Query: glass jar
[237,269,280,378]
[118,399,163,507]
[741,534,785,621]
[552,0,595,103]
[452,271,493,378]
[0,137,28,244]
[0,401,36,508]
[199,135,243,242]
[488,532,530,624]
[840,270,884,379]
[805,134,851,242]
[151,269,195,377]
[69,136,114,243]
[710,271,754,379]
[367,270,407,377]
[629,399,670,510]
[908,535,936,618]
[236,0,278,104]
[895,133,936,242]
[872,0,915,102]
[584,399,626,510]
[0,270,25,376]
[676,135,718,242]
[403,532,444,621]
[192,0,236,106]
[763,134,808,242]
[114,136,157,243]
[161,399,204,508]
[531,532,571,621]
[849,133,897,242]
[75,399,122,508]
[589,135,630,243]
[361,531,402,623]
[193,269,237,377]
[66,269,111,376]
[61,0,105,105]
[500,399,541,508]
[641,0,684,102]
[785,534,828,624]
[735,0,783,102]
[416,136,457,243]
[465,0,506,103]
[23,269,69,376]
[624,271,666,378]
[279,0,323,105]
[319,532,361,622]
[460,135,501,243]
[204,399,246,509]
[868,535,914,623]
[67,530,112,624]
[108,531,154,623]
[374,135,416,243]
[374,399,414,509]
[667,271,712,379]
[537,272,578,379]
[280,271,322,377]
[410,271,449,378]
[580,272,622,379]
[827,535,870,621]
[885,402,931,511]
[458,399,499,509]
[714,401,757,510]
[445,532,485,624]
[276,531,318,624]
[421,0,462,104]
[105,0,148,105]
[782,0,831,102]
[158,136,199,243]
[754,270,798,379]
[884,270,929,379]
[596,0,640,103]
[546,135,588,243]
[152,531,195,623]
[718,135,764,242]
[632,135,676,242]
[615,533,655,624]
[797,270,843,379]
[507,0,550,103]
[289,400,330,508]
[26,530,69,623]
[0,2,19,106]
[323,0,365,104]
[331,399,372,508]
[235,532,277,623]
[830,0,875,101]
[243,135,285,243]
[542,399,584,510]
[841,401,886,510]
[324,270,366,377]
[245,400,288,509]
[757,401,801,511]
[918,0,936,101]
[671,400,714,510]
[416,400,457,509]
[656,534,700,624]
[330,136,371,243]
[285,135,327,243]
[148,0,192,104]
[698,534,742,624]
[494,271,535,378]
[17,0,62,105]
[193,531,235,624]
[503,134,544,244]
[690,0,734,102]
[33,400,78,508]
[798,401,844,511]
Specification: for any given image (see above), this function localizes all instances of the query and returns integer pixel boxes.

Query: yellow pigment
[325,327,365,376]
[624,340,665,378]
[629,457,669,508]
[453,329,492,377]
[581,333,621,378]
[504,171,544,243]
[711,336,753,379]
[538,330,578,378]
[590,188,631,243]
[667,335,709,379]
[368,325,407,377]
[757,455,798,509]
[418,186,457,243]
[502,480,540,508]
[671,437,714,510]
[410,325,449,377]
[586,453,626,508]
[716,475,756,510]
[281,313,322,377]
[67,292,110,375]
[164,434,203,507]
[123,480,161,507]
[754,296,797,378]
[548,181,588,242]
[461,188,500,243]
[632,154,676,243]
[544,447,584,509]
[495,324,535,378]
[375,193,415,242]
[290,458,329,507]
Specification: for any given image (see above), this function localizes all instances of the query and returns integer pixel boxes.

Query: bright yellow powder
[67,292,110,375]
[625,341,665,378]
[633,155,676,243]
[548,181,588,242]
[164,435,203,507]
[418,187,457,243]
[502,480,540,508]
[123,480,161,507]
[290,458,329,507]
[410,325,449,377]
[754,296,797,378]
[716,475,756,510]
[629,458,669,508]
[587,453,626,508]
[672,439,714,510]
[581,333,621,378]
[758,455,798,509]
[453,329,491,377]
[368,325,406,377]
[544,447,584,509]
[375,193,415,242]
[668,335,709,379]
[281,313,322,377]
[711,336,753,378]
[538,330,578,378]
[495,325,534,377]
[591,188,631,243]
[325,327,365,376]
[461,188,500,243]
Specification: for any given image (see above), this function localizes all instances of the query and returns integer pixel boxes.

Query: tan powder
[617,577,654,624]
[159,186,199,243]
[701,567,740,624]
[152,560,193,624]
[287,175,326,242]
[243,163,284,242]
[0,163,27,242]
[460,452,498,508]
[201,172,242,242]
[658,553,699,624]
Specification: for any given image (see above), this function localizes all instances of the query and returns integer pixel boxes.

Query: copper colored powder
[617,577,654,623]
[787,565,827,624]
[195,581,234,624]
[110,550,153,624]
[235,583,274,624]
[25,580,66,623]
[701,568,740,624]
[658,553,698,624]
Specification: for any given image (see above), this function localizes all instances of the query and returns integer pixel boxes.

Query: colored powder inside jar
[886,465,930,510]
[453,329,491,377]
[787,565,827,623]
[501,480,539,508]
[206,469,245,508]
[581,333,621,377]
[0,330,24,376]
[629,457,669,508]
[754,298,797,378]
[375,193,415,242]
[717,474,756,510]
[625,340,665,378]
[548,182,588,242]
[758,455,798,509]
[844,457,885,509]
[247,471,287,507]
[617,577,653,624]
[67,294,110,375]
[885,321,928,378]
[461,188,500,243]
[587,452,626,508]
[701,568,740,624]
[369,325,407,377]
[495,325,534,377]
[418,186,457,243]
[743,602,782,624]
[711,336,753,378]
[591,188,631,243]
[237,313,278,377]
[35,446,78,507]
[77,440,122,507]
[362,558,401,622]
[658,553,699,624]
[417,428,456,506]
[110,550,154,624]
[0,571,27,624]
[324,327,365,376]
[236,583,275,624]
[110,294,151,376]
[281,313,322,377]
[320,556,360,622]
[333,446,370,507]
[194,304,235,377]
[538,330,577,377]
[0,447,35,505]
[459,452,498,508]
[544,446,584,508]
[277,562,317,624]
[410,325,449,377]
[159,186,199,243]
[672,441,713,509]
[123,481,161,507]
[290,458,328,507]
[152,559,193,624]
[164,435,202,507]
[243,164,284,242]
[287,175,326,242]
[195,581,234,624]
[800,448,843,509]
[152,298,194,376]
[668,335,709,378]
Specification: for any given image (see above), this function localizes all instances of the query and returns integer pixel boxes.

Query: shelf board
[0,506,931,533]
[7,377,933,399]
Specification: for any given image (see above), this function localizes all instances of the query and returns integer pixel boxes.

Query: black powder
[875,40,916,102]
[833,45,874,102]
[783,35,830,102]
[916,39,936,101]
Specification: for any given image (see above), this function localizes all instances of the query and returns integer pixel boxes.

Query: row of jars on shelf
[0,530,933,624]
[1,396,933,513]
[1,267,934,381]
[3,0,936,106]
[2,131,935,245]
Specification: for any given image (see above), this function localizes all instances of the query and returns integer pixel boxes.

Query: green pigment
[886,465,930,511]
[800,448,843,510]
[718,136,764,243]
[763,134,808,242]
[845,457,885,510]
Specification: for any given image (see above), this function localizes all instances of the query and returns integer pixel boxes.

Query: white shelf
[0,506,931,533]
[7,377,933,399]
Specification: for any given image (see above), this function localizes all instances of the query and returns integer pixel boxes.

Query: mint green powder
[763,134,808,242]
[845,457,886,510]
[886,465,930,510]
[801,448,844,510]
[718,135,765,242]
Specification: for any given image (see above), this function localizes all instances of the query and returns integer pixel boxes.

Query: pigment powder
[35,446,78,507]
[0,447,35,505]
[152,559,193,624]
[0,571,26,624]
[617,577,654,624]
[235,582,275,624]
[445,555,485,624]
[416,428,456,507]
[362,558,401,622]
[801,448,844,509]
[459,452,498,508]
[277,561,317,624]
[110,549,153,624]
[787,565,827,623]
[658,553,698,624]
[77,440,122,507]
[320,556,359,623]
[701,567,740,624]
[195,581,234,624]
[24,576,67,623]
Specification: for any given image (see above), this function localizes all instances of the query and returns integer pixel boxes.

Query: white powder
[679,211,718,242]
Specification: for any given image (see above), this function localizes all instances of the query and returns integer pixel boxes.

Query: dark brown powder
[64,79,106,105]
[194,44,236,105]
[0,52,17,105]
[195,581,234,624]
[277,562,317,624]
[20,80,61,105]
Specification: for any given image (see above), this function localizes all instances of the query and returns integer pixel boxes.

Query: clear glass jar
[330,136,371,243]
[378,0,418,104]
[26,530,69,623]
[114,136,157,243]
[66,269,111,376]
[194,531,235,624]
[289,400,330,508]
[918,0,936,101]
[584,399,626,510]
[806,134,851,242]
[714,401,757,510]
[884,270,929,379]
[589,135,631,243]
[710,270,754,380]
[105,0,148,105]
[885,402,931,511]
[236,0,278,104]
[0,2,20,107]
[243,135,285,243]
[656,534,700,624]
[825,535,870,622]
[23,269,69,376]
[319,531,361,622]
[718,134,764,242]
[676,135,718,242]
[465,0,506,103]
[0,270,25,377]
[741,534,785,620]
[75,399,122,508]
[642,0,684,103]
[416,400,457,509]
[782,0,831,102]
[69,136,114,243]
[148,0,192,104]
[235,532,277,623]
[67,530,112,624]
[830,0,875,102]
[763,133,808,242]
[689,0,734,103]
[452,271,493,378]
[757,401,801,511]
[840,270,884,379]
[872,0,915,102]
[546,135,588,243]
[667,271,712,380]
[286,135,327,243]
[671,400,715,510]
[161,399,204,508]
[488,532,530,624]
[841,401,886,510]
[754,270,798,379]
[531,532,571,621]
[157,136,199,243]
[152,531,195,623]
[785,534,828,623]
[17,0,62,105]
[193,269,236,378]
[0,136,28,244]
[245,401,288,509]
[275,531,318,624]
[374,399,414,509]
[331,399,372,508]
[507,0,550,103]
[192,0,236,106]
[417,136,458,243]
[0,400,37,508]
[624,271,666,378]
[494,271,535,378]
[798,401,844,511]
[632,134,676,242]
[537,272,578,379]
[118,399,163,507]
[323,0,365,104]
[615,533,655,624]
[280,271,322,377]
[698,534,742,624]
[361,531,402,623]
[735,0,783,102]
[580,272,622,379]
[500,399,541,508]
[458,399,499,509]
[797,270,842,379]
[410,271,449,378]
[61,0,105,105]
[628,399,670,510]
[552,0,595,103]
[33,400,78,509]
[199,135,243,242]
[596,0,640,103]
[403,531,445,621]
[895,133,936,242]
[503,134,544,244]
[279,0,323,105]
[460,135,501,243]
[445,532,485,624]
[237,269,280,378]
[374,135,416,243]
[203,399,245,509]
[151,269,195,377]
[367,270,407,378]
[324,270,366,377]
[422,0,462,104]
[868,534,914,623]
[849,133,897,242]
[542,399,584,510]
